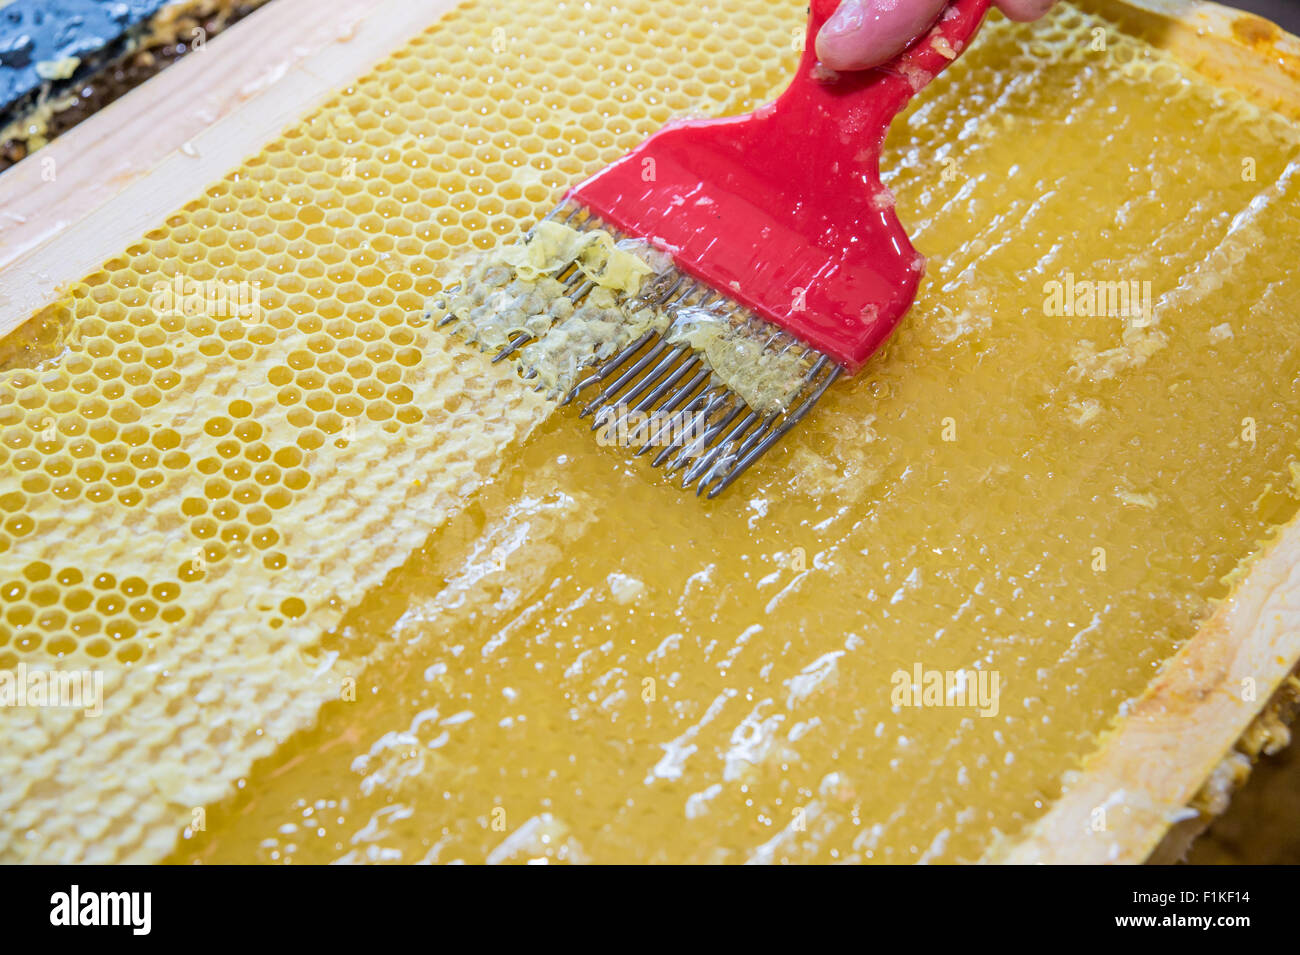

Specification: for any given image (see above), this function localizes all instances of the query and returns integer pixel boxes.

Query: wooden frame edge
[0,0,1297,866]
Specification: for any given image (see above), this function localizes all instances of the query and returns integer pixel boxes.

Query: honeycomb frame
[2,0,1299,864]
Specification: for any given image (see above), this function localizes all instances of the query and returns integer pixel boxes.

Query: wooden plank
[0,0,463,338]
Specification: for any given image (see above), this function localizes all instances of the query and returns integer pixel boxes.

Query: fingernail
[822,0,867,39]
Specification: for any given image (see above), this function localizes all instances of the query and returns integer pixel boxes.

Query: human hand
[816,0,1056,71]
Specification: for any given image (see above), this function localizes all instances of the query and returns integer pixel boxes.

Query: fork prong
[685,408,760,491]
[663,391,734,474]
[634,367,711,456]
[604,354,701,452]
[582,339,672,421]
[705,364,842,498]
[706,410,778,479]
[493,332,534,362]
[676,400,745,483]
[558,272,699,404]
[650,387,721,468]
[633,272,686,309]
[568,280,596,302]
[607,345,689,412]
[561,330,656,406]
[628,355,700,418]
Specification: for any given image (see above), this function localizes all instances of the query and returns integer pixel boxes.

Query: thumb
[815,0,951,72]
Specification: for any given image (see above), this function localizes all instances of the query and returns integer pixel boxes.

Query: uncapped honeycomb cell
[2,0,1300,864]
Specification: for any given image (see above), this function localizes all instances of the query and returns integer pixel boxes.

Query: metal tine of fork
[756,326,785,352]
[674,398,746,482]
[558,274,690,406]
[494,276,599,365]
[626,353,701,419]
[677,368,748,456]
[489,295,559,363]
[695,418,780,494]
[536,202,567,226]
[501,282,586,360]
[580,290,716,421]
[660,389,735,473]
[625,269,691,317]
[440,204,584,331]
[693,355,832,489]
[650,386,725,468]
[492,333,533,363]
[705,409,778,480]
[688,341,816,476]
[658,277,711,314]
[637,366,711,439]
[668,402,740,479]
[605,342,692,412]
[554,200,582,226]
[568,279,596,301]
[593,358,680,441]
[704,361,843,499]
[546,261,584,292]
[560,329,655,407]
[583,338,674,424]
[686,407,762,492]
[696,409,773,492]
[632,271,686,310]
[668,284,716,311]
[634,367,711,456]
[600,349,699,445]
[773,334,808,359]
[494,235,636,366]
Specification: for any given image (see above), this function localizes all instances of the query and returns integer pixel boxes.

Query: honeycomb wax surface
[2,0,1300,863]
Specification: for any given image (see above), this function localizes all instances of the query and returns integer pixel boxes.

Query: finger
[815,0,951,72]
[993,0,1055,22]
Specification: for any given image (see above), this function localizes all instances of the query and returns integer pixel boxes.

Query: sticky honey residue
[4,0,1300,865]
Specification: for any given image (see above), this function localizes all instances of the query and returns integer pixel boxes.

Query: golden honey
[1,0,1298,863]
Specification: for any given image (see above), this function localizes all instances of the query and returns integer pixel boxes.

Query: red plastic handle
[571,0,990,372]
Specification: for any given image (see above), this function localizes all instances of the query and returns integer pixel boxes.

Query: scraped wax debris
[431,221,815,412]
